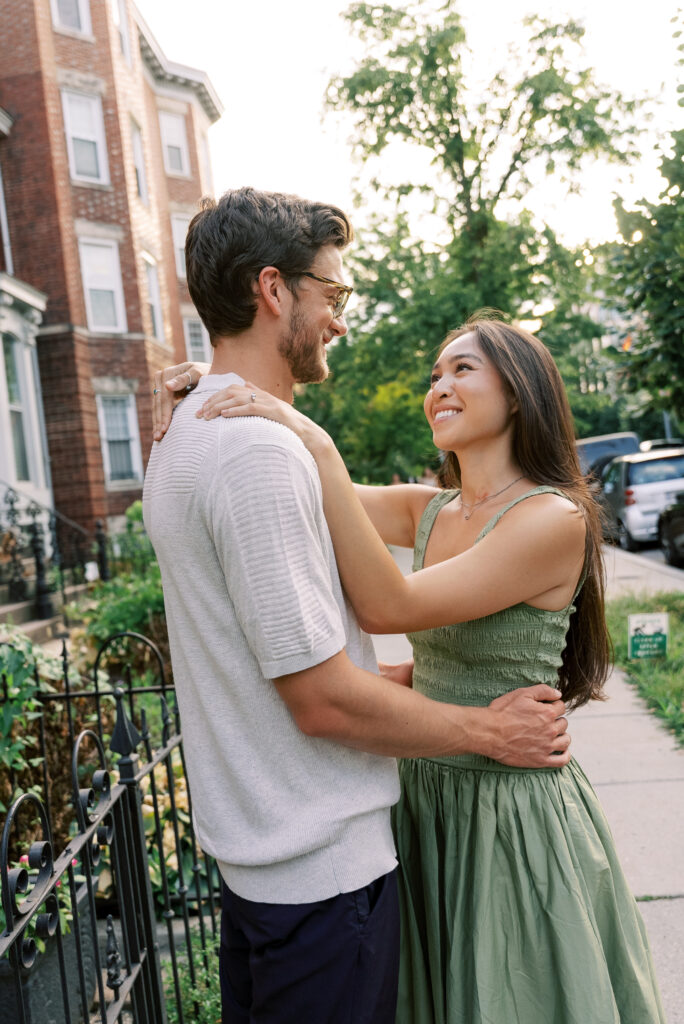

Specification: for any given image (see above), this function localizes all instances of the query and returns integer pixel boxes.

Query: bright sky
[135,0,680,247]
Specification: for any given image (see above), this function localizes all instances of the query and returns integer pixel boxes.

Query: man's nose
[331,313,348,337]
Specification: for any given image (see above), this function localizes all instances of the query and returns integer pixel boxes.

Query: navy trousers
[219,869,400,1023]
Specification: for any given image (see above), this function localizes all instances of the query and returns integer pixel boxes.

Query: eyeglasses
[300,272,353,320]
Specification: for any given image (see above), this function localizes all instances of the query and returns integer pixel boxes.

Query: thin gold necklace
[460,475,524,521]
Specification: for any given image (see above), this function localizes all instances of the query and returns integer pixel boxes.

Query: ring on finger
[153,387,160,395]
[250,392,257,403]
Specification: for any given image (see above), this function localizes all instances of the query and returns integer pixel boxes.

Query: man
[143,187,570,1024]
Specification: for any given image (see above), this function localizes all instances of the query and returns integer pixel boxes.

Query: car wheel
[660,529,684,568]
[617,520,639,552]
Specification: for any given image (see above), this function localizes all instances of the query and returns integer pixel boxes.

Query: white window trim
[158,111,190,177]
[50,0,92,36]
[0,162,14,276]
[78,237,127,334]
[61,90,110,185]
[171,215,191,279]
[183,317,212,363]
[95,393,143,487]
[110,0,131,64]
[2,334,35,484]
[130,120,148,204]
[143,253,164,341]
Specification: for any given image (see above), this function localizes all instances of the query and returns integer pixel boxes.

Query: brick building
[0,0,222,532]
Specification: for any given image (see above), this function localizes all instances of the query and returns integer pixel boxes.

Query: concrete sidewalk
[374,544,684,1023]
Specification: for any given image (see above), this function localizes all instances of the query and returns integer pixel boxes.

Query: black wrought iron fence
[0,633,221,1024]
[0,483,157,627]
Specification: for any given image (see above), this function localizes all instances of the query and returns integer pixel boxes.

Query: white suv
[600,449,684,551]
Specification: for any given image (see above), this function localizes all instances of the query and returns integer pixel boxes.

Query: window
[171,216,191,278]
[96,394,143,484]
[51,0,92,34]
[159,111,189,176]
[61,91,109,184]
[2,335,30,481]
[79,239,127,332]
[143,255,164,341]
[110,0,131,63]
[131,122,148,203]
[183,318,212,363]
[629,457,684,487]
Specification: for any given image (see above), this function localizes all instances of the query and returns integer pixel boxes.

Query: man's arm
[377,659,414,688]
[275,650,571,768]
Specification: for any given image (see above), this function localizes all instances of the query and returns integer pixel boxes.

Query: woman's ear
[257,266,284,318]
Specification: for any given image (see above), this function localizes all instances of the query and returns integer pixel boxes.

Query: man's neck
[209,333,295,404]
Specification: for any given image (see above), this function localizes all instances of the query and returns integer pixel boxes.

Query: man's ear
[257,266,285,317]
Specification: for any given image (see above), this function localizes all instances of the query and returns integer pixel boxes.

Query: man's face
[278,245,349,384]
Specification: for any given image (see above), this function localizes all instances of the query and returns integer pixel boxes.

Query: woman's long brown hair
[438,315,611,710]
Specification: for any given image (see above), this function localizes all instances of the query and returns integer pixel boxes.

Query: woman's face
[423,332,517,453]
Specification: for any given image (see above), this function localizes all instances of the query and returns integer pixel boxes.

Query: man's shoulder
[215,415,315,468]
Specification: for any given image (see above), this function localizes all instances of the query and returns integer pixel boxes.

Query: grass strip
[604,591,684,745]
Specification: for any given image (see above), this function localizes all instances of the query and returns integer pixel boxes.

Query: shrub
[605,591,684,743]
[164,930,222,1024]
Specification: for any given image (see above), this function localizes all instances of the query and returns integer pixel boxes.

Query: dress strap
[413,490,460,572]
[474,486,572,545]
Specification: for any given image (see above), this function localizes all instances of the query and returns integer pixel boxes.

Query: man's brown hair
[185,187,353,343]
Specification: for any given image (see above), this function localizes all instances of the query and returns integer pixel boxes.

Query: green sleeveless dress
[393,487,665,1024]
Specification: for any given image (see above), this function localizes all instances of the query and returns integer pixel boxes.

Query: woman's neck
[456,448,525,506]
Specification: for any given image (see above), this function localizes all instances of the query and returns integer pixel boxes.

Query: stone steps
[0,582,89,645]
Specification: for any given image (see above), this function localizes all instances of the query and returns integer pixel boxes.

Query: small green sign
[628,613,669,659]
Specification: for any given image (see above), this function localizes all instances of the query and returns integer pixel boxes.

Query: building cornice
[0,271,47,316]
[133,6,223,123]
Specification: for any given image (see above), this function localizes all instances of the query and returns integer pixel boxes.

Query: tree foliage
[296,1,642,477]
[327,3,638,223]
[612,128,684,422]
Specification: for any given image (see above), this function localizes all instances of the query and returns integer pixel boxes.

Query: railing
[0,482,155,626]
[0,633,220,1024]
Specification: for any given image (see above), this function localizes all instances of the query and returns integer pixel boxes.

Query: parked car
[599,448,684,551]
[639,438,684,452]
[657,491,684,567]
[576,432,640,476]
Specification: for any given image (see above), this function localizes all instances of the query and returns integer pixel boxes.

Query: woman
[192,316,665,1023]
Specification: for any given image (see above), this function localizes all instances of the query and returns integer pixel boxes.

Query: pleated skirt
[393,756,666,1024]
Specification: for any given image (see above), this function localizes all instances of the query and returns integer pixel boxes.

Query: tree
[296,1,642,477]
[612,128,684,423]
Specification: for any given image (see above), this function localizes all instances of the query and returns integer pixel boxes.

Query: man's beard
[278,306,329,384]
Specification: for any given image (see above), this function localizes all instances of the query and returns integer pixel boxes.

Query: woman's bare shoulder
[501,490,586,546]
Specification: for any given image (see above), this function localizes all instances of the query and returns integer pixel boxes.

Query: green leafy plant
[605,591,684,743]
[164,929,222,1024]
[0,644,47,813]
[66,565,169,683]
[0,854,85,952]
[0,626,111,852]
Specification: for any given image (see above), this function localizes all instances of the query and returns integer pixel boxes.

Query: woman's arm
[326,449,586,634]
[199,384,586,634]
[354,483,437,548]
[152,360,211,440]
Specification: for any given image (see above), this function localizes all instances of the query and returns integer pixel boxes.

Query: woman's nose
[433,375,454,398]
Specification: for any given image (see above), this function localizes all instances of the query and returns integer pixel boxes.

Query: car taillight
[625,489,637,506]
